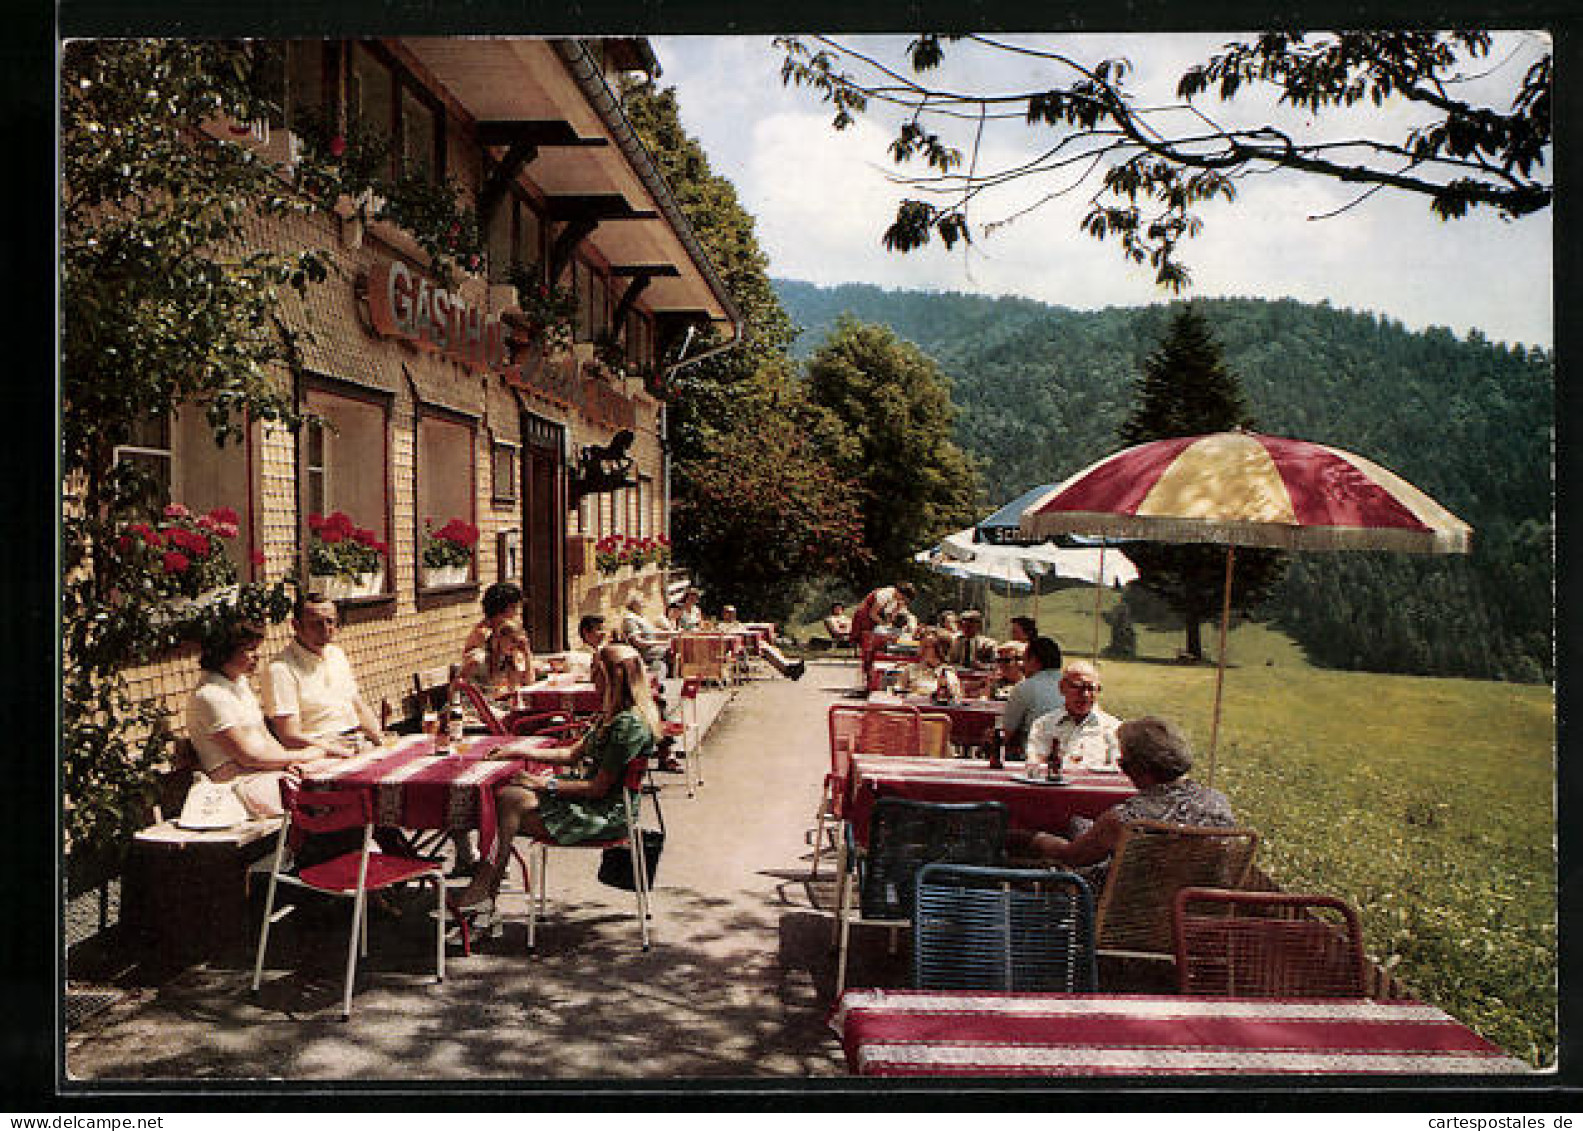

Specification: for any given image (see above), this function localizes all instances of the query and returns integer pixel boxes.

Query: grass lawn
[785,583,1554,1063]
[976,585,1556,1067]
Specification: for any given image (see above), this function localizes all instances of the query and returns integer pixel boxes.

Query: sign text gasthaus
[365,259,508,372]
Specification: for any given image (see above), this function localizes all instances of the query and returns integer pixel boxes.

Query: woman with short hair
[186,621,329,817]
[1007,716,1235,871]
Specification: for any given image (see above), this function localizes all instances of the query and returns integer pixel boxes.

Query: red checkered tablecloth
[302,734,562,860]
[829,990,1531,1076]
[846,755,1135,844]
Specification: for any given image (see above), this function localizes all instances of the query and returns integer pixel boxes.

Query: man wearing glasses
[1025,660,1121,771]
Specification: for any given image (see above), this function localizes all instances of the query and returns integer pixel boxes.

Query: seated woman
[186,620,331,818]
[903,627,962,701]
[675,589,704,631]
[460,619,535,701]
[448,643,659,923]
[1006,716,1235,877]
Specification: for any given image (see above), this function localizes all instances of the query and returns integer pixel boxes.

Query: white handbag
[175,772,252,830]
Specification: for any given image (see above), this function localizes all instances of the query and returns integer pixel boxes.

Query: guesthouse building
[112,36,739,722]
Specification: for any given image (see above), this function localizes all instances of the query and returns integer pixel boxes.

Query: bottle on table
[445,686,465,753]
[1047,734,1066,783]
[987,727,1005,770]
[433,685,455,755]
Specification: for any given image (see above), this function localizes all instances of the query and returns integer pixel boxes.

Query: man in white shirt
[1025,660,1122,771]
[262,593,387,756]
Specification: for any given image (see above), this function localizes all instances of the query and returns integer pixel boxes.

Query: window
[400,84,440,177]
[487,197,545,285]
[417,411,476,585]
[491,440,519,505]
[591,271,610,341]
[347,44,395,174]
[113,407,258,578]
[302,386,389,590]
[573,259,593,343]
[637,475,653,538]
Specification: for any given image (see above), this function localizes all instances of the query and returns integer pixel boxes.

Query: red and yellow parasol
[1019,430,1472,777]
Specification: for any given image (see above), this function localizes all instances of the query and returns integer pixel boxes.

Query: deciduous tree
[804,316,981,586]
[777,31,1550,288]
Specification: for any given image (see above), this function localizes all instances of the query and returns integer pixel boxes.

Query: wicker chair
[1093,820,1260,963]
[810,704,926,881]
[834,798,1007,994]
[674,633,731,686]
[913,864,1097,992]
[1173,887,1370,998]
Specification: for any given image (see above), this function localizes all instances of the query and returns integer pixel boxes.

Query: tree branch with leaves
[777,30,1550,289]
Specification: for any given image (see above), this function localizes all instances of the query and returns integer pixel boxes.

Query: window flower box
[421,563,470,588]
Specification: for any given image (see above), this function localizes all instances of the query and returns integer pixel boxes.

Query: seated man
[262,593,389,756]
[998,635,1065,757]
[946,610,998,668]
[990,643,1025,694]
[822,602,853,647]
[620,595,673,680]
[1007,716,1235,874]
[562,614,609,680]
[1025,660,1122,770]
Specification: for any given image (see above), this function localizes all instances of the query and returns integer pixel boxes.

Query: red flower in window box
[161,551,191,574]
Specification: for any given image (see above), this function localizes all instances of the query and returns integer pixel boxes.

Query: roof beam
[544,194,659,223]
[475,120,608,149]
[610,264,682,279]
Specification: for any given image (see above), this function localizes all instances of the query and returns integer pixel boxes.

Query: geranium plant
[509,263,579,354]
[422,517,480,569]
[308,511,388,580]
[115,503,241,600]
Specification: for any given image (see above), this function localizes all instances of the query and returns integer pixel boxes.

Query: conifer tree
[1116,304,1285,659]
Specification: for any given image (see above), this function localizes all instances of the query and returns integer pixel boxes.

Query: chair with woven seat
[251,782,447,1020]
[833,797,1008,994]
[524,755,656,952]
[1173,887,1370,998]
[674,633,731,687]
[913,863,1097,992]
[810,704,925,881]
[1093,820,1260,965]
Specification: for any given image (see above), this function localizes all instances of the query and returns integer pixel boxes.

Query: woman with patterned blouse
[1006,715,1234,869]
[448,643,658,926]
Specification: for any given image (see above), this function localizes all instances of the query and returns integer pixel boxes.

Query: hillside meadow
[793,584,1557,1066]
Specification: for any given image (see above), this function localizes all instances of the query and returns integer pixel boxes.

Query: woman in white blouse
[186,621,330,817]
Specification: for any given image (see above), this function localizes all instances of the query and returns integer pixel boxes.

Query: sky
[650,33,1554,351]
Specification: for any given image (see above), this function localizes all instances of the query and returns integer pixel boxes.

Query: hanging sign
[365,259,508,374]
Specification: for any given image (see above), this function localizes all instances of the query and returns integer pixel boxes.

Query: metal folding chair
[251,781,448,1020]
[913,863,1097,992]
[524,756,657,952]
[833,797,1008,995]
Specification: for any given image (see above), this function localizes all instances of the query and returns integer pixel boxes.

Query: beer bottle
[987,727,1005,770]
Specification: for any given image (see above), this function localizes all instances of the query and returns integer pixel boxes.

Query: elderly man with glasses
[1025,660,1122,771]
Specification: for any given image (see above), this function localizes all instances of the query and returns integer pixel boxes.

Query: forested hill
[774,279,1554,684]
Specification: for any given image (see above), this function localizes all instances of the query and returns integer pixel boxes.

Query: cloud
[653,34,1553,349]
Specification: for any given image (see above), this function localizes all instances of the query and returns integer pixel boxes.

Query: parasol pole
[1206,544,1236,787]
[1091,540,1107,662]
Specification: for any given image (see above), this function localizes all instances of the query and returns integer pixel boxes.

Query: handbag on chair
[597,826,665,891]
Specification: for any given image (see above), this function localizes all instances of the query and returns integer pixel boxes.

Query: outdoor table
[513,677,603,714]
[829,989,1531,1076]
[871,691,1006,747]
[846,754,1134,845]
[301,733,561,862]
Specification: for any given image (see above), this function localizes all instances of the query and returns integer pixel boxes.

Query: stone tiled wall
[116,190,670,733]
